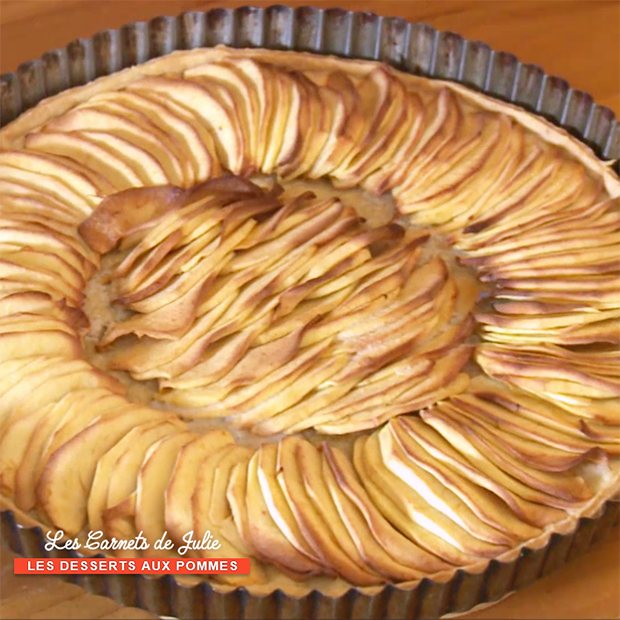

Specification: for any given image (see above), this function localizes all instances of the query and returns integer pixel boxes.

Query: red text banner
[14,557,250,575]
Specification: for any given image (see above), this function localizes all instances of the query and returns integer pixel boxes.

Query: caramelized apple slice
[357,433,510,560]
[321,444,441,581]
[24,132,144,191]
[36,405,170,534]
[135,431,197,557]
[396,417,564,528]
[277,437,385,585]
[88,90,218,183]
[79,186,186,253]
[88,419,184,534]
[165,430,234,547]
[127,76,244,174]
[44,107,185,186]
[193,444,267,585]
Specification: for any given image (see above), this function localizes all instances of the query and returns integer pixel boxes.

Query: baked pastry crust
[0,45,619,598]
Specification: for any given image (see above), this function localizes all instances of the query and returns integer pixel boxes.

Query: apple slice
[421,408,594,507]
[388,418,542,540]
[88,419,184,534]
[396,112,502,210]
[2,388,124,510]
[356,434,508,562]
[193,444,267,585]
[81,99,196,185]
[0,292,82,325]
[274,359,431,436]
[260,68,293,173]
[161,319,268,390]
[117,219,256,315]
[277,72,332,181]
[33,150,116,197]
[256,442,324,566]
[0,258,83,307]
[24,132,143,191]
[165,429,234,546]
[45,107,185,186]
[100,275,209,344]
[88,90,218,183]
[78,185,186,253]
[244,449,322,577]
[127,76,244,174]
[270,71,303,178]
[0,325,80,363]
[0,194,83,230]
[0,151,103,205]
[0,160,97,214]
[276,437,385,585]
[101,493,140,557]
[104,421,186,521]
[228,353,347,430]
[396,417,564,528]
[36,405,171,534]
[306,71,367,179]
[228,59,276,171]
[76,131,169,186]
[11,389,128,511]
[134,431,197,556]
[185,62,258,169]
[0,312,75,336]
[2,247,85,292]
[321,444,439,581]
[368,431,516,547]
[0,401,58,500]
[332,68,415,188]
[0,356,122,429]
[0,208,99,271]
[436,399,606,471]
[395,109,519,225]
[37,400,138,482]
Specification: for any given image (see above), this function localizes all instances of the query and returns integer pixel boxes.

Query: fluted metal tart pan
[1,6,619,619]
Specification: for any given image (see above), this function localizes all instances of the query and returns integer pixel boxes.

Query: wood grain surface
[1,1,619,619]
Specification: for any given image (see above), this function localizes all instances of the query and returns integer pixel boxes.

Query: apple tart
[0,45,619,596]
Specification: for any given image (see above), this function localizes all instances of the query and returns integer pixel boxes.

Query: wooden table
[1,1,619,619]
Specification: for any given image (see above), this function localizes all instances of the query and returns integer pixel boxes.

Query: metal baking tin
[1,6,619,619]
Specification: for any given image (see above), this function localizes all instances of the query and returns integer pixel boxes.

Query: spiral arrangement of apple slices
[0,47,619,590]
[79,177,475,435]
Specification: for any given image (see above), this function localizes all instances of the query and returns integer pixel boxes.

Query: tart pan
[1,5,619,619]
